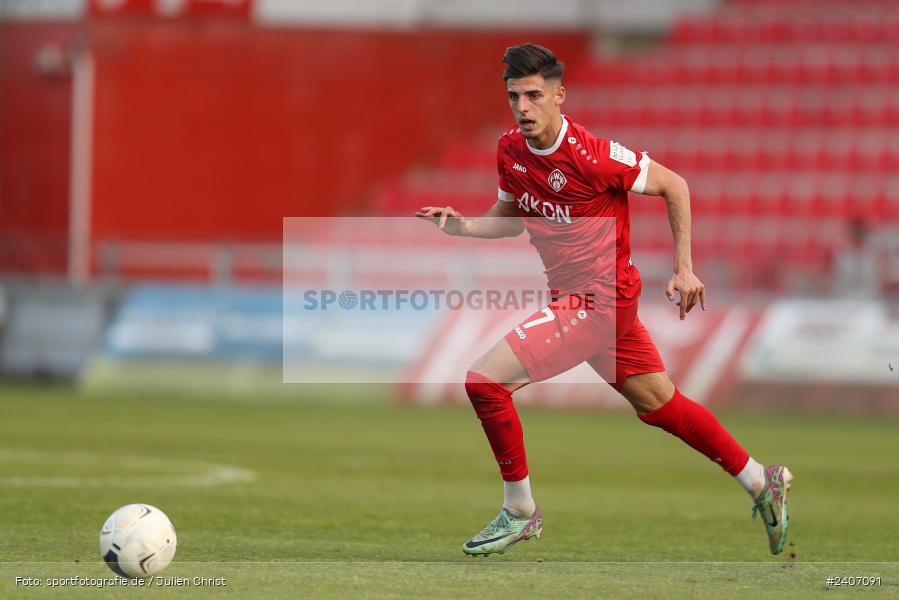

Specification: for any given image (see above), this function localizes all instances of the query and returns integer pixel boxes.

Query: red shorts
[505,288,665,390]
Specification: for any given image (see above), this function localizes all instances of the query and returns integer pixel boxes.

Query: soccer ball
[99,504,177,578]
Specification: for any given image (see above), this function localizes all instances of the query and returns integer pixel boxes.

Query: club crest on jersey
[548,169,567,192]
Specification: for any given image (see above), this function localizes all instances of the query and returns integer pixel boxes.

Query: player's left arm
[639,160,707,320]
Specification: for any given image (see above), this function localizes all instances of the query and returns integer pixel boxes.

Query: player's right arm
[415,200,524,238]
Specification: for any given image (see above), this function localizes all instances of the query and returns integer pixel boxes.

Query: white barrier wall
[257,0,720,32]
[1,0,720,32]
[0,0,82,19]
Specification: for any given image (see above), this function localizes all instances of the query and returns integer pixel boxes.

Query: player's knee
[632,390,670,415]
[465,370,496,400]
[464,370,482,399]
[620,372,675,415]
[465,370,511,418]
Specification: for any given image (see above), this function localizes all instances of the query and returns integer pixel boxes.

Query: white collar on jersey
[524,115,569,156]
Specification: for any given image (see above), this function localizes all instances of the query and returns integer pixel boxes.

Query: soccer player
[416,43,793,557]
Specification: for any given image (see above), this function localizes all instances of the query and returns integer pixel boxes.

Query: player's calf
[636,387,750,477]
[465,370,529,482]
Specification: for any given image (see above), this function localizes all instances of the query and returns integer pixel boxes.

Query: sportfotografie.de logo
[301,289,599,312]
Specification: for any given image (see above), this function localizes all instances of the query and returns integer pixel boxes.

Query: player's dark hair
[502,43,565,82]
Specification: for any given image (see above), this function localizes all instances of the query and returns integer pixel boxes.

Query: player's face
[506,75,565,144]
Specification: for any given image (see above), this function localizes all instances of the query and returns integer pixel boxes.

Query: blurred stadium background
[1,1,898,594]
[2,0,896,409]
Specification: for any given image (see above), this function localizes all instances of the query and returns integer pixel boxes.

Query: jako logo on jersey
[548,169,567,192]
[517,191,571,223]
[513,162,527,173]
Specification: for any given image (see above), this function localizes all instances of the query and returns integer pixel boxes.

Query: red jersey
[496,115,650,307]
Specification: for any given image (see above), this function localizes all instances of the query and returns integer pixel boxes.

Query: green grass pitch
[1,383,897,598]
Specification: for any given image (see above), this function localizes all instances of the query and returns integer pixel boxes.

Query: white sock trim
[502,475,536,518]
[735,457,766,499]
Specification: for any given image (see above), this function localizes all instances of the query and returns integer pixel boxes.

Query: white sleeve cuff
[629,152,651,193]
[498,187,515,203]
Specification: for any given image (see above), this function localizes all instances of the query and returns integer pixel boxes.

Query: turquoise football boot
[462,507,542,556]
[752,465,794,554]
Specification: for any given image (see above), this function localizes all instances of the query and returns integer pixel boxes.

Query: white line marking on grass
[0,449,255,488]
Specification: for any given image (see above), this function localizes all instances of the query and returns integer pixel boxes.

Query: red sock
[465,371,528,481]
[639,389,749,476]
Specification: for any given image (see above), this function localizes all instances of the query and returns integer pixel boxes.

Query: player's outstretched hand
[666,271,707,320]
[415,206,466,236]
